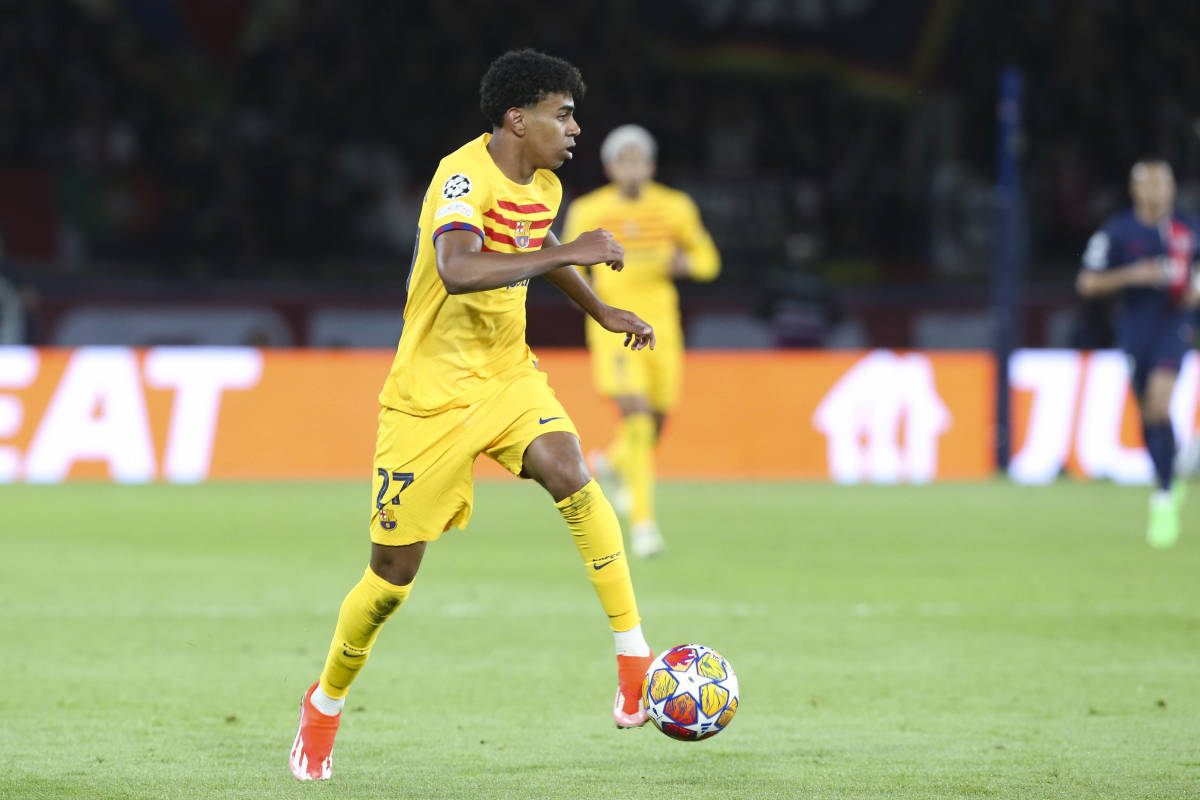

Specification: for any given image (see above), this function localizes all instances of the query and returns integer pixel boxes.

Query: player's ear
[506,107,525,137]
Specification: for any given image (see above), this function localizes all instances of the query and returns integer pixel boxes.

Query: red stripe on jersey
[481,241,542,253]
[483,209,513,227]
[605,234,674,245]
[621,239,674,250]
[484,227,545,248]
[600,221,672,235]
[484,226,513,245]
[497,200,551,213]
[483,209,553,229]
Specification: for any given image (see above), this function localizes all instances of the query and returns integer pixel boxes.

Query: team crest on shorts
[378,507,397,531]
[515,219,530,248]
[442,173,472,200]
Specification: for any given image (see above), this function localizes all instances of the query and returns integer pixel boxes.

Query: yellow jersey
[379,133,562,415]
[563,181,719,341]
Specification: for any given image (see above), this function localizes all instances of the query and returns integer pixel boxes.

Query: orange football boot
[613,653,655,728]
[289,682,340,780]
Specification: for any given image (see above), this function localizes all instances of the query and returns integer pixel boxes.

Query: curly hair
[479,49,586,127]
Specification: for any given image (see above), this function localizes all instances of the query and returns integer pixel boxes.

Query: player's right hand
[1129,258,1173,288]
[570,229,625,271]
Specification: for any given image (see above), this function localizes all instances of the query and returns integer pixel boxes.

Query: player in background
[1076,158,1200,548]
[290,50,658,781]
[563,125,719,558]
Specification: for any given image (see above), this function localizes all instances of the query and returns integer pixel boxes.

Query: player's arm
[562,202,593,282]
[541,230,655,351]
[1076,229,1169,297]
[1076,260,1171,296]
[669,196,720,281]
[435,227,623,294]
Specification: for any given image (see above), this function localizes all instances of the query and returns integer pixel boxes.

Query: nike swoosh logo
[539,416,564,425]
[342,649,366,658]
[592,554,620,570]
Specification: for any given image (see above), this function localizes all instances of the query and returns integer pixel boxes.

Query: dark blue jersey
[1081,209,1200,353]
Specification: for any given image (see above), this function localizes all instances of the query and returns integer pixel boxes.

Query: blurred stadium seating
[3,1,1199,350]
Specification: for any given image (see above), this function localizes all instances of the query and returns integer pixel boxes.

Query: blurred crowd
[946,1,1200,265]
[1,0,1199,291]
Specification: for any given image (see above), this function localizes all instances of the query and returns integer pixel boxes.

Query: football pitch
[2,480,1198,800]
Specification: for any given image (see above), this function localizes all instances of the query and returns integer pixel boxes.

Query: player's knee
[561,461,591,496]
[1144,370,1177,410]
[369,542,424,587]
[1140,404,1171,426]
[537,456,589,501]
[1142,392,1174,422]
[523,432,589,496]
[373,563,418,587]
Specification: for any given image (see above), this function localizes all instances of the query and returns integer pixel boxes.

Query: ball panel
[663,693,698,725]
[662,645,699,671]
[661,721,700,741]
[699,681,730,717]
[697,651,728,681]
[646,668,678,703]
[716,696,738,728]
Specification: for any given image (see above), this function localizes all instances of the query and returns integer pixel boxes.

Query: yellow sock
[622,413,656,525]
[556,479,641,631]
[318,566,412,699]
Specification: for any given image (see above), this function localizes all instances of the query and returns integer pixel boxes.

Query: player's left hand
[668,249,692,279]
[597,306,656,351]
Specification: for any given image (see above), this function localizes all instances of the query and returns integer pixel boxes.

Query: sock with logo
[621,412,657,526]
[1142,421,1176,493]
[556,479,640,632]
[318,566,413,700]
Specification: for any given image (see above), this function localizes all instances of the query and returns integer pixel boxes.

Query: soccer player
[1077,157,1200,547]
[563,124,720,557]
[290,50,658,781]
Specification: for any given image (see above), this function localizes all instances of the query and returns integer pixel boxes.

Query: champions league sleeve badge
[442,173,472,200]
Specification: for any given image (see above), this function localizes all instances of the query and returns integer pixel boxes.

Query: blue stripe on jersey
[432,221,484,242]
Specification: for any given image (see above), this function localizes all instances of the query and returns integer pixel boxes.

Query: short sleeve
[675,193,720,281]
[1081,229,1111,271]
[430,169,487,244]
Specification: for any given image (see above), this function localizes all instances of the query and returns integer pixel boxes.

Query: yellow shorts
[369,366,578,545]
[588,331,683,412]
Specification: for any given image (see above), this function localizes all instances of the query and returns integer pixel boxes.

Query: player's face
[1130,163,1175,219]
[605,144,655,191]
[525,92,580,169]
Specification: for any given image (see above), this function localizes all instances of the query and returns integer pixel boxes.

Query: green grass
[1,480,1198,799]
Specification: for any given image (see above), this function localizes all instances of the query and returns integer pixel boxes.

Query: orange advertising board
[0,347,995,483]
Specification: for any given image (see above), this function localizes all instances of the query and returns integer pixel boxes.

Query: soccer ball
[641,644,739,741]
